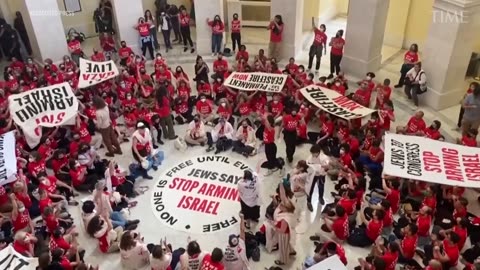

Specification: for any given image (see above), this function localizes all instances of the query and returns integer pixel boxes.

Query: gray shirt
[463,93,480,121]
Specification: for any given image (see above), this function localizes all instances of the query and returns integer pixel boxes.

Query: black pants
[457,107,465,128]
[171,17,182,41]
[181,26,194,48]
[330,53,342,75]
[74,174,98,192]
[231,32,241,51]
[398,63,414,86]
[141,38,154,60]
[283,130,297,163]
[404,84,420,106]
[19,30,32,55]
[162,29,172,48]
[232,140,254,156]
[307,175,325,203]
[261,143,280,170]
[308,44,322,70]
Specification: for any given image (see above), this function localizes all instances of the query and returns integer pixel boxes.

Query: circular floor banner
[151,155,251,234]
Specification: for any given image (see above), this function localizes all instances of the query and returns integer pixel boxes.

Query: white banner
[300,86,376,120]
[8,83,79,148]
[0,131,17,186]
[78,58,119,88]
[307,255,347,270]
[224,72,287,93]
[0,245,38,270]
[384,133,480,188]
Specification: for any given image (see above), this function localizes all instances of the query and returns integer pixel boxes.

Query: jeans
[211,34,222,54]
[358,154,383,174]
[110,211,127,228]
[162,29,172,48]
[150,27,159,49]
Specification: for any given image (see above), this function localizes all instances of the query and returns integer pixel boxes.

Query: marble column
[227,0,242,31]
[342,0,390,78]
[422,0,480,110]
[270,0,304,60]
[0,0,14,25]
[195,0,224,55]
[112,0,144,54]
[19,0,69,62]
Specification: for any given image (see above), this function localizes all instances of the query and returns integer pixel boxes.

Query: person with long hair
[238,170,260,229]
[155,86,177,140]
[328,29,345,79]
[134,17,155,60]
[206,15,225,56]
[274,182,296,266]
[395,43,419,88]
[145,9,159,50]
[261,114,283,176]
[92,95,122,157]
[308,19,327,74]
[179,6,195,53]
[120,230,150,269]
[231,13,242,53]
[267,15,284,60]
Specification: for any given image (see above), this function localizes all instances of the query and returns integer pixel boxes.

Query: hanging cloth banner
[300,86,376,120]
[78,58,119,88]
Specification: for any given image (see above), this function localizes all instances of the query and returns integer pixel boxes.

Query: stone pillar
[19,0,69,62]
[422,0,480,110]
[271,0,304,60]
[112,0,144,54]
[342,0,390,78]
[195,0,224,55]
[227,0,242,31]
[0,0,14,25]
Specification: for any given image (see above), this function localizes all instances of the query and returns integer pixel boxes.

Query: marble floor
[30,17,480,270]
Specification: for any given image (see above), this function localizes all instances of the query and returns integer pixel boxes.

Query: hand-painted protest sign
[384,133,480,187]
[0,131,17,186]
[300,86,376,120]
[224,72,287,93]
[151,155,252,234]
[8,82,79,148]
[0,245,38,270]
[78,58,119,88]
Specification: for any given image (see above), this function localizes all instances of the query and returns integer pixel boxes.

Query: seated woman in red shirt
[457,128,478,147]
[358,138,384,174]
[317,205,349,243]
[10,193,34,233]
[201,248,225,270]
[69,159,98,192]
[423,120,443,140]
[236,44,249,63]
[44,206,74,233]
[174,97,194,125]
[13,231,37,257]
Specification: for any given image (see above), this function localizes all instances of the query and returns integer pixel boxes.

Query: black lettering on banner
[0,253,30,270]
[0,135,5,181]
[389,139,406,170]
[86,62,113,73]
[153,191,178,225]
[305,88,362,118]
[405,143,422,176]
[202,216,238,233]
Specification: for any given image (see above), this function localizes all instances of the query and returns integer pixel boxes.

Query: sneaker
[153,144,158,149]
[183,47,188,52]
[143,175,153,180]
[152,165,158,171]
[214,149,221,154]
[157,139,165,145]
[307,202,313,212]
[105,152,114,157]
[114,149,123,155]
[200,142,205,147]
[191,48,195,53]
[309,235,320,241]
[126,219,140,226]
[206,146,215,152]
[327,74,334,79]
[125,223,138,231]
[319,198,325,205]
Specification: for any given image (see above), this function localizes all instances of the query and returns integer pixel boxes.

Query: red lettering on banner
[82,72,116,82]
[422,151,442,173]
[176,195,219,215]
[197,183,239,201]
[34,112,66,136]
[232,74,248,81]
[332,96,361,111]
[168,178,200,192]
[463,154,480,181]
[442,148,463,181]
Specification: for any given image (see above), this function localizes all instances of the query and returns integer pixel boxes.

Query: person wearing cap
[224,212,250,270]
[131,121,155,180]
[185,115,207,146]
[206,117,235,154]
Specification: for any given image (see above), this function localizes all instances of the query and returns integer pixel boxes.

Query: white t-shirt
[224,239,249,270]
[238,177,259,207]
[178,251,206,270]
[151,253,172,270]
[120,241,150,270]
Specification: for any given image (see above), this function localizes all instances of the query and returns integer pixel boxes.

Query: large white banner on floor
[224,72,287,93]
[0,245,38,269]
[0,131,17,186]
[384,133,480,187]
[78,58,119,88]
[307,255,347,270]
[300,86,376,120]
[8,82,79,148]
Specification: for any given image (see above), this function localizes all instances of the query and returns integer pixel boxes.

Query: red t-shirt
[201,254,224,270]
[45,213,60,232]
[406,117,426,133]
[238,102,251,116]
[338,197,355,215]
[424,127,441,140]
[282,114,300,131]
[366,220,383,241]
[416,214,431,237]
[196,100,212,114]
[297,123,307,139]
[118,46,133,59]
[180,14,190,27]
[386,189,400,214]
[382,251,399,270]
[231,19,241,33]
[208,21,225,34]
[330,37,345,56]
[0,186,8,205]
[13,238,31,255]
[39,197,53,215]
[137,23,150,36]
[269,22,283,43]
[263,127,275,144]
[401,235,418,259]
[461,135,477,147]
[313,28,327,46]
[68,40,82,54]
[321,120,334,136]
[270,102,284,116]
[443,239,459,267]
[13,209,30,232]
[354,89,371,107]
[332,214,349,240]
[404,51,419,63]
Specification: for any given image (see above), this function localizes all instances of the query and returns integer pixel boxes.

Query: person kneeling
[184,115,207,146]
[206,117,234,154]
[233,120,257,157]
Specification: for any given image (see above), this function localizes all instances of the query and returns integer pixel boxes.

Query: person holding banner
[92,95,122,157]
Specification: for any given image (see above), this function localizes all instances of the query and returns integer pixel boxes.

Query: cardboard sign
[224,72,287,92]
[384,133,480,187]
[0,245,38,270]
[0,132,17,186]
[151,155,252,234]
[78,58,119,88]
[300,86,376,120]
[8,82,79,148]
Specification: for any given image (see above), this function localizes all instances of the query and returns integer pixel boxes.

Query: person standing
[179,6,195,53]
[159,12,173,52]
[456,82,479,130]
[207,15,225,56]
[237,170,260,230]
[155,87,177,140]
[134,17,155,60]
[261,114,283,176]
[168,4,182,43]
[281,108,300,164]
[274,183,296,266]
[145,10,160,50]
[395,43,419,88]
[13,12,32,55]
[306,144,329,211]
[403,62,427,108]
[267,15,284,60]
[327,29,345,79]
[307,19,327,74]
[231,13,241,53]
[92,96,122,157]
[461,86,480,134]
